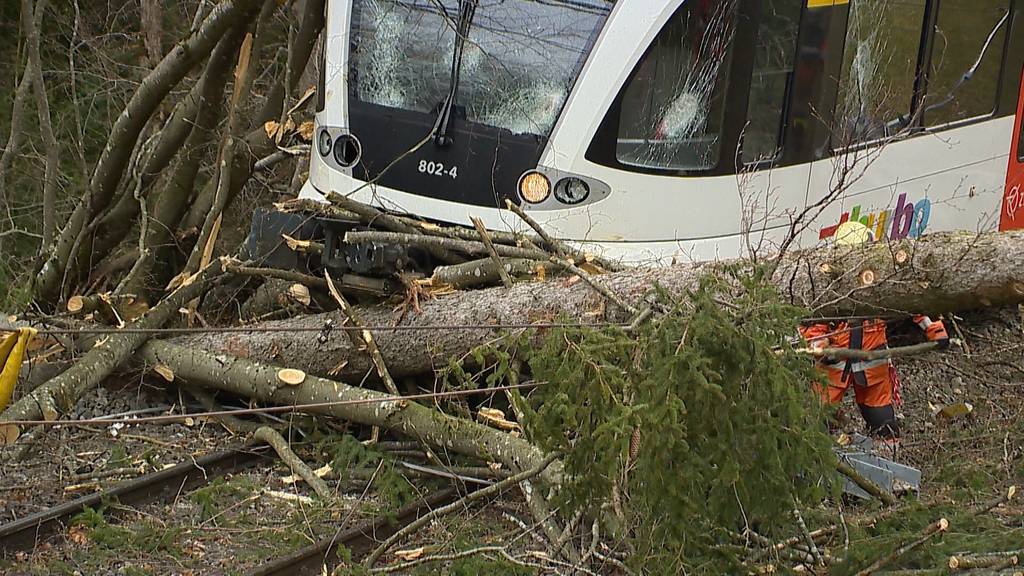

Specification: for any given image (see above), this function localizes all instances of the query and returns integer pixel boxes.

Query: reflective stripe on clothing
[823,357,890,372]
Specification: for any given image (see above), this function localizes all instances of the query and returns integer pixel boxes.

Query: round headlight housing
[554,177,590,205]
[333,134,361,168]
[318,129,333,157]
[518,171,551,204]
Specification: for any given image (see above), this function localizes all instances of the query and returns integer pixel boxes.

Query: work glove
[914,315,950,350]
[926,322,950,350]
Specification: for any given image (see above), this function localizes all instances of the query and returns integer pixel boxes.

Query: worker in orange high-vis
[800,315,949,441]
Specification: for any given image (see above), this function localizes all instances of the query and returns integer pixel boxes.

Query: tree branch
[34,0,259,306]
[365,452,560,567]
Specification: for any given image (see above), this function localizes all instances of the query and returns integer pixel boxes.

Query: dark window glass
[348,0,612,138]
[614,0,738,171]
[316,34,326,112]
[834,0,926,145]
[742,0,802,162]
[925,0,1010,126]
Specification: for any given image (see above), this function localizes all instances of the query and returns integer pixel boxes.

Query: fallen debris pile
[1,1,1022,572]
[3,198,1024,572]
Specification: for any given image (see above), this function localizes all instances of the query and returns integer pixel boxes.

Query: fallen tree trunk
[0,260,226,443]
[170,230,1024,382]
[134,340,557,481]
[34,0,261,306]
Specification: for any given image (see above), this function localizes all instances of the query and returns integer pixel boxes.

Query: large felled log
[169,230,1024,382]
[135,340,557,481]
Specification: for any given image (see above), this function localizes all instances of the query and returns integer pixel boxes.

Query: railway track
[0,446,270,554]
[249,487,458,576]
[2,445,465,575]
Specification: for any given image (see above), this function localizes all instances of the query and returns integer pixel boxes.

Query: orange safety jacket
[799,316,948,408]
[800,319,892,401]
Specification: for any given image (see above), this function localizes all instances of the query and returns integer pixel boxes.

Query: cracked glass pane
[835,0,926,145]
[925,0,1009,127]
[615,0,738,171]
[742,0,801,163]
[349,0,613,138]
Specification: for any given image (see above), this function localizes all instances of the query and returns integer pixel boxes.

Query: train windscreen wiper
[431,0,478,147]
[924,9,1010,116]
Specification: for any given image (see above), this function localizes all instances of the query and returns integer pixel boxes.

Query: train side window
[742,0,802,163]
[833,0,927,146]
[614,0,738,171]
[924,0,1010,127]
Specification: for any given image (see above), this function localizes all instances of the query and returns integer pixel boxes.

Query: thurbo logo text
[819,193,931,241]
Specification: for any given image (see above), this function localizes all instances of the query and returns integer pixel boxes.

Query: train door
[806,0,1014,245]
[1001,65,1024,231]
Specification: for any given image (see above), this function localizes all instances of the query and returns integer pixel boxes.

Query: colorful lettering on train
[819,193,931,241]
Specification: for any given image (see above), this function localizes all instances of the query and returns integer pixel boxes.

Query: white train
[268,0,1024,272]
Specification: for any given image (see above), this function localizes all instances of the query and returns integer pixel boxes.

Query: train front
[302,0,615,227]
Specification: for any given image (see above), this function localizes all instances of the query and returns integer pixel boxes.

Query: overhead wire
[0,381,544,427]
[0,321,630,336]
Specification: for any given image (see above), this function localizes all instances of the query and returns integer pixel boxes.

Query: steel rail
[249,487,458,576]
[0,447,269,554]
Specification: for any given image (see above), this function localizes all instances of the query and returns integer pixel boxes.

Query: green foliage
[189,476,258,521]
[107,444,131,468]
[71,505,108,530]
[523,268,836,573]
[416,555,534,576]
[319,433,417,510]
[829,500,1024,575]
[331,544,371,576]
[72,505,182,554]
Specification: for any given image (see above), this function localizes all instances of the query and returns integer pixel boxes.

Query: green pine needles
[522,268,837,573]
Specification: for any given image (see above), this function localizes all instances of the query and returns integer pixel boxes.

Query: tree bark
[139,0,164,67]
[180,0,274,281]
[180,0,325,233]
[134,340,557,482]
[0,0,45,218]
[169,230,1024,382]
[22,0,58,252]
[118,21,250,299]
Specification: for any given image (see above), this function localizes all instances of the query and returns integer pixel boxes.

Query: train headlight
[333,134,361,168]
[318,129,332,157]
[518,171,551,204]
[554,177,590,205]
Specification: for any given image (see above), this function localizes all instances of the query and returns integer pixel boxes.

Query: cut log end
[286,284,311,306]
[66,295,85,313]
[859,269,876,287]
[276,368,306,386]
[0,423,20,445]
[153,364,175,382]
[894,250,909,265]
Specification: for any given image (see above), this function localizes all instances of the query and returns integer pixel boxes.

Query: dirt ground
[841,306,1024,494]
[0,306,1021,575]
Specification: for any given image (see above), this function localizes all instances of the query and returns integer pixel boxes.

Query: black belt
[842,325,870,387]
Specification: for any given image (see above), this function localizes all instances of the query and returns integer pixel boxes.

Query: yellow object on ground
[834,221,875,246]
[0,328,36,411]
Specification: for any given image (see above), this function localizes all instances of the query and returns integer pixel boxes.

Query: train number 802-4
[418,160,458,179]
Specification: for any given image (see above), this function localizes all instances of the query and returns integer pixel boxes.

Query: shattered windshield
[349,0,613,138]
[615,0,737,171]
